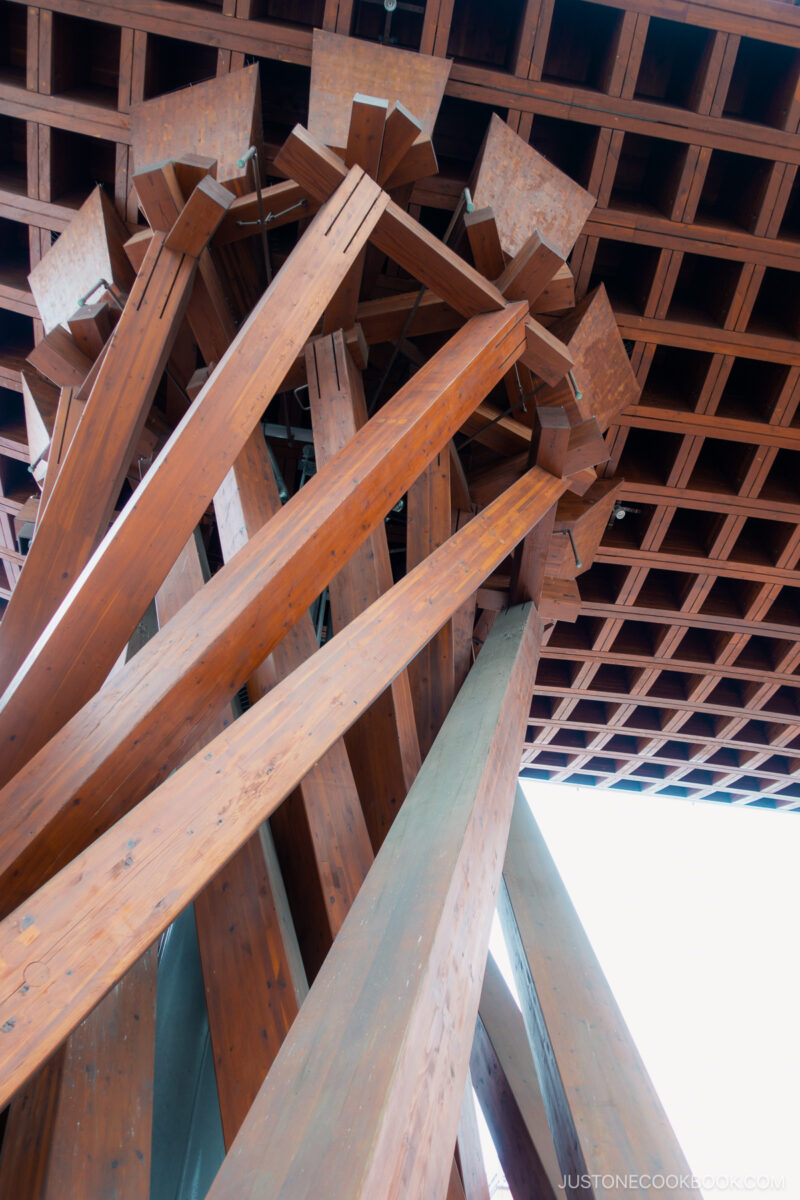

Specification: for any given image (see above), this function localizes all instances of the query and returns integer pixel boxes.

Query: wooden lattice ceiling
[0,0,799,814]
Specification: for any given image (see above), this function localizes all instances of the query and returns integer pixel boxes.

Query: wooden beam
[0,468,566,1106]
[274,125,572,384]
[470,1015,559,1200]
[0,305,528,916]
[499,790,702,1199]
[205,604,543,1200]
[0,167,388,787]
[478,953,562,1196]
[0,233,197,690]
[306,331,422,849]
[152,521,308,1150]
[407,448,456,757]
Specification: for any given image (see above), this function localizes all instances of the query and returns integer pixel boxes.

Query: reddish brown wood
[0,168,388,787]
[306,330,422,849]
[0,234,197,691]
[0,468,565,1105]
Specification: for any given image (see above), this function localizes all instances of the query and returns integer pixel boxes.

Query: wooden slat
[306,330,422,850]
[499,789,701,1198]
[205,603,542,1200]
[0,167,388,788]
[164,175,235,257]
[0,234,197,691]
[0,468,566,1106]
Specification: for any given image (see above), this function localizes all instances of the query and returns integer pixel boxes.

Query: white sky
[478,782,800,1200]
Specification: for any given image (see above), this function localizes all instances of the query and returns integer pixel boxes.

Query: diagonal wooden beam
[0,304,528,917]
[0,233,197,690]
[0,167,388,787]
[499,790,702,1200]
[306,330,422,849]
[0,468,566,1108]
[478,953,562,1197]
[274,125,573,384]
[204,603,542,1200]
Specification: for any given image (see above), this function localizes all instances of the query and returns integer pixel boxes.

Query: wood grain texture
[205,603,542,1200]
[0,167,387,788]
[0,467,565,1108]
[0,234,197,691]
[499,790,702,1199]
[0,305,525,917]
[306,330,422,849]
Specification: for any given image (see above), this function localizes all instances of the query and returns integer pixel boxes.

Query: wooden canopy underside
[0,4,797,1199]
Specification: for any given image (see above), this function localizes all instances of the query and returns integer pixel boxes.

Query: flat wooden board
[27,189,132,336]
[471,115,595,261]
[309,30,450,151]
[130,65,262,185]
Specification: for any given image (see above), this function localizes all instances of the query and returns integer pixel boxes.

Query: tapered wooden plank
[499,790,702,1200]
[0,468,566,1107]
[0,233,198,692]
[381,137,438,190]
[307,330,422,848]
[478,953,562,1196]
[0,168,388,787]
[0,304,527,917]
[407,449,456,757]
[204,603,541,1200]
[465,207,505,280]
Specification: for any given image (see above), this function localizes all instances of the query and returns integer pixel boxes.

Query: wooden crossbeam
[206,605,542,1200]
[0,466,566,1107]
[0,232,198,691]
[0,167,387,788]
[499,790,702,1199]
[0,303,526,913]
[306,331,422,849]
[274,126,573,384]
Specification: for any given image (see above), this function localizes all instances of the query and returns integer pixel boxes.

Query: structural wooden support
[0,467,565,1106]
[0,167,388,786]
[0,304,527,915]
[477,953,562,1196]
[204,602,542,1200]
[306,330,422,849]
[274,125,573,384]
[499,789,702,1199]
[407,448,456,757]
[0,232,198,687]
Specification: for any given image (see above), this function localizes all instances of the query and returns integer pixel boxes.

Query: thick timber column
[500,791,701,1200]
[206,603,542,1200]
[0,464,566,1104]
